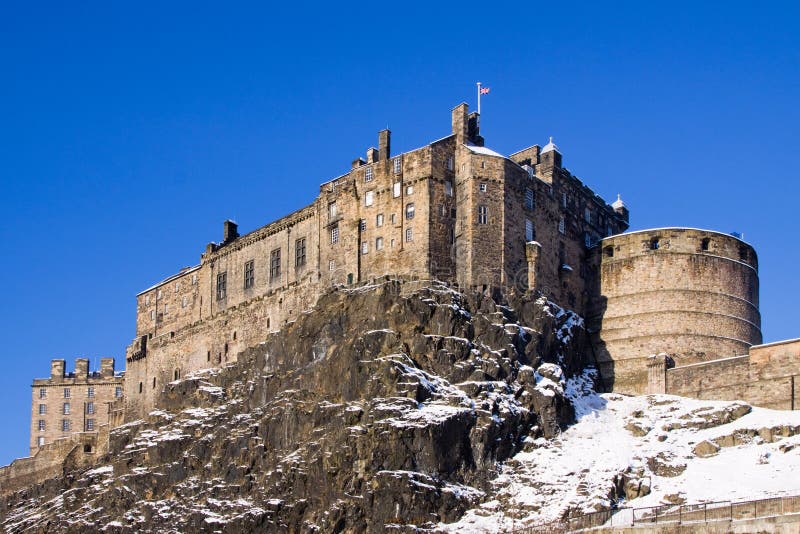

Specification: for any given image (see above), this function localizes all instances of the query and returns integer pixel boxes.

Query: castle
[23,102,799,463]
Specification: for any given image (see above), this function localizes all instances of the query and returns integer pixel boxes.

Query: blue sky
[0,1,798,465]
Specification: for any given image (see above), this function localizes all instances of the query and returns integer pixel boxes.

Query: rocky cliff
[0,280,592,533]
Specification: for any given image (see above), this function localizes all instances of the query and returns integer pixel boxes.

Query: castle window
[479,182,487,192]
[328,201,337,219]
[39,404,46,415]
[157,290,162,299]
[86,419,94,431]
[150,310,155,320]
[406,185,414,195]
[478,205,488,224]
[174,282,180,293]
[606,225,613,237]
[361,241,369,254]
[701,238,710,251]
[446,156,454,171]
[87,387,94,398]
[145,295,151,306]
[163,303,168,314]
[390,239,396,248]
[64,388,70,399]
[584,207,592,223]
[216,272,227,300]
[330,225,339,244]
[525,219,535,242]
[87,401,95,415]
[115,386,122,398]
[390,213,396,224]
[295,238,306,268]
[562,192,568,208]
[393,182,401,198]
[192,274,198,285]
[365,167,373,182]
[584,232,593,248]
[153,377,156,388]
[604,246,614,258]
[38,420,45,431]
[270,249,281,281]
[406,228,413,242]
[739,245,748,261]
[182,296,188,308]
[61,420,70,432]
[480,161,485,169]
[525,188,535,210]
[39,387,46,399]
[376,237,384,251]
[37,436,45,447]
[174,369,180,381]
[376,213,384,227]
[650,238,660,250]
[445,180,453,196]
[63,402,70,415]
[329,260,335,271]
[207,351,211,362]
[405,203,415,220]
[365,190,374,206]
[393,157,402,174]
[244,260,255,289]
[360,219,367,232]
[439,204,446,217]
[558,216,566,235]
[451,208,456,219]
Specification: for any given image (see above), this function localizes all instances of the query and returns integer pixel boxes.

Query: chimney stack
[378,129,391,161]
[101,358,115,378]
[366,147,378,164]
[51,359,65,381]
[75,358,89,378]
[223,220,239,243]
[452,103,469,143]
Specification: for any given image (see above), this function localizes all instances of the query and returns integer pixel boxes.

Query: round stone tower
[593,228,761,394]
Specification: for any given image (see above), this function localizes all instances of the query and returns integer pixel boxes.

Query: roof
[464,143,506,158]
[611,194,626,210]
[606,227,753,247]
[541,136,560,154]
[137,265,201,296]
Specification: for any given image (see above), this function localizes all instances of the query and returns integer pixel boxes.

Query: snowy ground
[444,371,800,532]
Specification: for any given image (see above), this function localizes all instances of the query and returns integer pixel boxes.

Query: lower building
[30,358,123,454]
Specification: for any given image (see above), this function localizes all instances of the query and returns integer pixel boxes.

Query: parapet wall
[647,339,800,410]
[594,228,762,394]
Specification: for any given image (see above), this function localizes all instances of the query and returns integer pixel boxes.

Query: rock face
[0,280,592,533]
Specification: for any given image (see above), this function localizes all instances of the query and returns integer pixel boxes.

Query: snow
[464,144,506,158]
[443,369,800,532]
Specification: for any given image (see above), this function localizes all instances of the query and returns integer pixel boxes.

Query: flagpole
[477,82,481,115]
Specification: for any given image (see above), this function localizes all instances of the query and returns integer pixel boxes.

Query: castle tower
[593,228,761,394]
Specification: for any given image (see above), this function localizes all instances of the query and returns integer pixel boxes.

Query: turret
[611,194,629,222]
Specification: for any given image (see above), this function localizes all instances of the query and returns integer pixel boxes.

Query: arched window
[650,238,660,250]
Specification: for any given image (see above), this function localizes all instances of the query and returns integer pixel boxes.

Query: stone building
[30,358,123,454]
[122,103,630,418]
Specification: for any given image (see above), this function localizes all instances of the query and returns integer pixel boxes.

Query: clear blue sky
[1,1,798,465]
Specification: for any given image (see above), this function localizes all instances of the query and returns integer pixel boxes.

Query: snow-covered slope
[446,371,800,532]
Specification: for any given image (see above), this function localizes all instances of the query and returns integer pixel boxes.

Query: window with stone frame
[38,420,45,431]
[87,387,94,398]
[525,188,535,210]
[39,404,46,415]
[361,241,369,254]
[365,166,373,182]
[445,180,453,196]
[376,237,383,250]
[37,436,45,446]
[405,228,413,242]
[295,238,306,268]
[39,387,46,399]
[115,387,122,398]
[86,419,95,431]
[478,205,488,224]
[359,219,367,232]
[216,272,227,300]
[270,249,281,281]
[446,156,454,171]
[328,201,337,219]
[61,420,69,432]
[63,402,70,415]
[393,157,402,174]
[558,216,566,235]
[405,203,415,220]
[87,401,95,414]
[479,182,487,192]
[330,225,339,244]
[244,260,255,289]
[365,190,374,206]
[525,219,535,242]
[376,213,384,227]
[64,388,70,398]
[393,182,401,197]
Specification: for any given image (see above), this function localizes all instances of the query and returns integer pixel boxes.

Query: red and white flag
[480,86,491,94]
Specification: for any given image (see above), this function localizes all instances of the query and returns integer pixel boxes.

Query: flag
[480,87,491,95]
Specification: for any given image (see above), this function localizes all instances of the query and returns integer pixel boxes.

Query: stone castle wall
[652,339,800,410]
[122,103,629,418]
[593,229,762,394]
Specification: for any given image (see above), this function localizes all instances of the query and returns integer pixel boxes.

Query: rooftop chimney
[51,359,65,381]
[378,129,391,161]
[467,111,483,146]
[223,220,239,244]
[452,103,469,142]
[366,147,378,164]
[100,358,115,378]
[75,358,89,378]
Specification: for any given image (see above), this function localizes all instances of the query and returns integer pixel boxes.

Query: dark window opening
[267,317,271,329]
[739,245,748,261]
[216,272,227,300]
[650,238,660,250]
[701,238,710,251]
[139,382,143,393]
[270,249,281,281]
[224,343,228,354]
[244,260,255,289]
[295,238,307,268]
[174,369,179,381]
[604,246,614,258]
[207,351,211,362]
[152,377,156,389]
[347,273,354,285]
[233,331,237,340]
[84,445,93,453]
